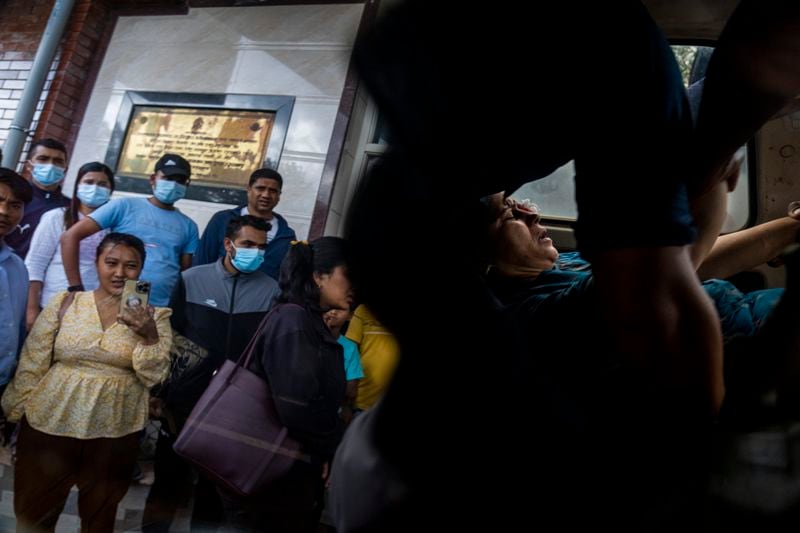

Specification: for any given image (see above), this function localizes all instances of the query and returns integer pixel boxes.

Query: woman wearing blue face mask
[24,162,115,330]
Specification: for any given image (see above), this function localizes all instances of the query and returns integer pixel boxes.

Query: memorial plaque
[117,106,275,188]
[106,91,294,204]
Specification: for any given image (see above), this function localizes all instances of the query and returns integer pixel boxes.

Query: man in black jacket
[142,215,280,532]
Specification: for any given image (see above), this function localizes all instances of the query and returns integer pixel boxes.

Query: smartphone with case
[120,279,150,312]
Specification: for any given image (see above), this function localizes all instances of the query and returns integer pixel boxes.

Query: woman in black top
[220,236,353,532]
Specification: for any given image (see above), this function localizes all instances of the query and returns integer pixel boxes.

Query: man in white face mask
[61,153,200,307]
[142,215,279,531]
[6,138,70,259]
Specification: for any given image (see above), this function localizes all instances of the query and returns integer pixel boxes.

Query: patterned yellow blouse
[1,291,172,439]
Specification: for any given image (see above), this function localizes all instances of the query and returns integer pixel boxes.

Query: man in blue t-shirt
[61,154,199,306]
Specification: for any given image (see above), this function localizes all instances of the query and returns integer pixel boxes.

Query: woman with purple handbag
[217,236,353,532]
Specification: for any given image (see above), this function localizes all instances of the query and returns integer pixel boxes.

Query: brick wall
[37,0,114,152]
[0,0,113,168]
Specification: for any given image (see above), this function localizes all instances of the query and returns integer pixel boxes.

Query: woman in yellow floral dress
[2,232,172,532]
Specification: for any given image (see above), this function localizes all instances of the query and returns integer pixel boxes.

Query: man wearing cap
[5,138,70,259]
[60,154,199,307]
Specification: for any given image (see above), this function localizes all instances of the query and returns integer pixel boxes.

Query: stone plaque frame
[105,91,294,205]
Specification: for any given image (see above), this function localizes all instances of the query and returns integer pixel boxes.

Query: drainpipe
[2,0,76,169]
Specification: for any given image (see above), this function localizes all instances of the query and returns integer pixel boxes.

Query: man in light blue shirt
[0,168,33,392]
[61,154,199,306]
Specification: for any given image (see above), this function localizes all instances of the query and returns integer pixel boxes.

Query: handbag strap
[58,292,76,323]
[51,291,76,367]
[226,304,301,384]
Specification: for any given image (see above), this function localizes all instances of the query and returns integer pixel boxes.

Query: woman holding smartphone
[2,232,172,532]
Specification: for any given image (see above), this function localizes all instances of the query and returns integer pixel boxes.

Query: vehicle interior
[508,0,799,294]
[503,0,800,523]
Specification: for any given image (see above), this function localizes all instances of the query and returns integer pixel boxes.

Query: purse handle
[50,291,76,367]
[57,291,76,323]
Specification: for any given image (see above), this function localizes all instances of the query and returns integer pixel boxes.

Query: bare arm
[688,149,747,271]
[699,216,800,281]
[60,217,102,287]
[342,379,360,426]
[688,182,730,271]
[25,281,43,331]
[688,154,800,279]
[592,246,724,416]
[345,379,359,407]
[180,254,193,272]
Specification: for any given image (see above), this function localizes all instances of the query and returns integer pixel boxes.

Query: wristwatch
[67,284,84,292]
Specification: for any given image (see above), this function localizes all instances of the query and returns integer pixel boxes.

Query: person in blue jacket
[193,168,296,280]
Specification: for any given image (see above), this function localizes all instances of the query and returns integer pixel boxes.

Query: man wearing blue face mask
[6,139,70,259]
[60,153,200,307]
[142,215,279,532]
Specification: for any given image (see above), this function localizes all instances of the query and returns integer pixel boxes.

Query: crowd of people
[1,0,800,530]
[0,138,398,531]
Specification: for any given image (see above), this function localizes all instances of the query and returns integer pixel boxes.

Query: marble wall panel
[111,5,362,47]
[94,44,237,93]
[70,4,362,237]
[276,154,325,216]
[226,48,350,98]
[282,98,338,155]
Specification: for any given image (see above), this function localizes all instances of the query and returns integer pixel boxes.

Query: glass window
[371,112,393,145]
[512,161,577,221]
